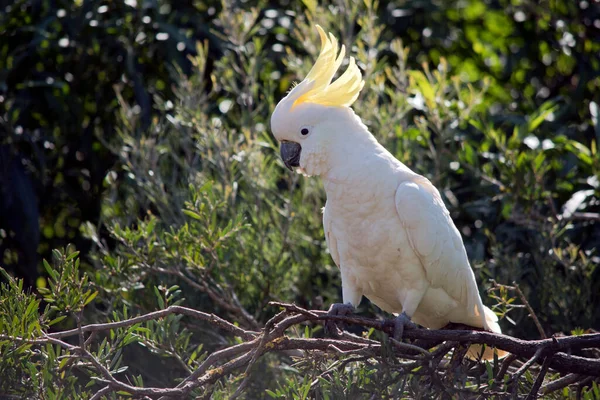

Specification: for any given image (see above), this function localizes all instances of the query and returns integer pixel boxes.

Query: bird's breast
[325,182,435,315]
[329,198,417,278]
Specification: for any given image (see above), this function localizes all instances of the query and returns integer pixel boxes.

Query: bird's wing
[323,203,340,269]
[394,176,487,327]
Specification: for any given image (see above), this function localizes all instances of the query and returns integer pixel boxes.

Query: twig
[540,373,585,395]
[147,264,260,329]
[43,334,188,397]
[175,341,257,390]
[230,333,271,399]
[526,354,551,400]
[116,242,259,330]
[512,347,545,382]
[90,385,112,400]
[270,301,320,318]
[511,281,546,339]
[47,305,257,340]
[447,341,470,372]
[576,377,594,398]
[389,337,432,358]
[491,280,546,339]
[493,353,517,387]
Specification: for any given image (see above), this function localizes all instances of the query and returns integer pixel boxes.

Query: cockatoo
[271,26,503,359]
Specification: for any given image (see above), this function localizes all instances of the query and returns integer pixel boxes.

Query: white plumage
[270,26,502,359]
[321,131,500,334]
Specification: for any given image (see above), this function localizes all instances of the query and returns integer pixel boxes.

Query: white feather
[319,122,503,359]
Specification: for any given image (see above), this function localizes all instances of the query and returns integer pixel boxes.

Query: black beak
[280,141,301,171]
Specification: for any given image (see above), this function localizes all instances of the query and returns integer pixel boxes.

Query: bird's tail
[466,305,508,361]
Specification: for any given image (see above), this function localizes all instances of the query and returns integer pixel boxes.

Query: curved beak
[280,141,301,171]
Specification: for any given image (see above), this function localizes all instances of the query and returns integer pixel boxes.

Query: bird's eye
[300,127,310,136]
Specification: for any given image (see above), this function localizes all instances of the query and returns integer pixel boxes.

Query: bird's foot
[325,302,355,337]
[393,311,417,341]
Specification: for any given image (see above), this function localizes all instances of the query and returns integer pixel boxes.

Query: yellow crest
[292,25,364,108]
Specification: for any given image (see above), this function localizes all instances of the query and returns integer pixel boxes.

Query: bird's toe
[325,302,354,337]
[393,311,417,341]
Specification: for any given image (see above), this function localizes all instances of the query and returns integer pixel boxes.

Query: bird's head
[270,25,365,176]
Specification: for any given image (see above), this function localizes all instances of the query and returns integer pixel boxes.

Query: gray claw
[393,311,417,341]
[325,302,354,337]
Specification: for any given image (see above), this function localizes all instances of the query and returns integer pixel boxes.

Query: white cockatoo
[270,26,503,359]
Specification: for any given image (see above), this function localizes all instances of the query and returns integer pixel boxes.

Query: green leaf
[84,291,99,306]
[300,0,317,14]
[85,379,96,389]
[154,286,165,309]
[468,118,484,132]
[463,142,475,164]
[49,316,67,326]
[527,101,559,133]
[183,209,203,221]
[59,356,71,370]
[300,380,310,400]
[114,366,129,374]
[145,217,156,236]
[43,260,58,280]
[516,152,528,168]
[65,251,80,261]
[51,249,62,261]
[132,326,151,335]
[25,299,39,318]
[485,360,493,384]
[408,70,435,106]
[0,267,15,284]
[533,152,546,171]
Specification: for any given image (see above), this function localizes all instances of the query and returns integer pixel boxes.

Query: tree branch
[47,305,257,340]
[3,302,599,399]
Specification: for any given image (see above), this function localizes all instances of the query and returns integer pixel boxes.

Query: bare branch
[90,386,112,400]
[540,373,586,395]
[3,301,600,399]
[47,305,257,340]
[526,355,552,400]
[491,280,546,339]
[494,353,517,386]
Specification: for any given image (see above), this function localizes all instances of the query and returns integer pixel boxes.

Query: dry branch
[50,304,257,340]
[2,302,599,399]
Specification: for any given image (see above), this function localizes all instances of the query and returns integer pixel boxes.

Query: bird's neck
[321,123,386,193]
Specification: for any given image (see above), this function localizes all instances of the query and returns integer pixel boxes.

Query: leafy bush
[1,0,599,398]
[0,0,219,284]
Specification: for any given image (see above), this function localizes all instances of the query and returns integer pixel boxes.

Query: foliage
[1,0,599,398]
[0,247,97,398]
[0,0,220,285]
